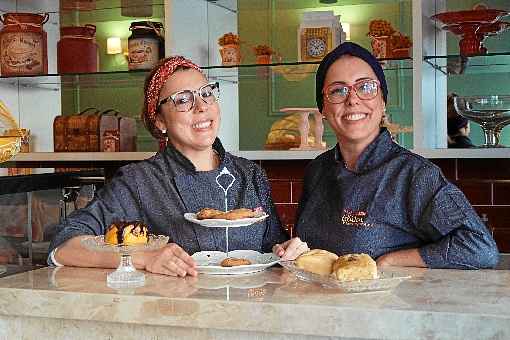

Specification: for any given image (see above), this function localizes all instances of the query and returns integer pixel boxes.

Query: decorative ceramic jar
[128,21,164,70]
[0,12,49,76]
[58,24,98,74]
[220,44,241,66]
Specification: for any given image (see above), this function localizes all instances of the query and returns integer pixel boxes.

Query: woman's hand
[273,237,309,261]
[142,243,197,277]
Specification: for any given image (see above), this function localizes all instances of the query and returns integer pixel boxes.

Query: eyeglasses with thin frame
[323,79,380,104]
[158,82,220,112]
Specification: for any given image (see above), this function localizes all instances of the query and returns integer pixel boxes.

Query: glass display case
[0,171,103,278]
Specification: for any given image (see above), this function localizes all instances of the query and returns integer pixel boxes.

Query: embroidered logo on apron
[341,209,372,227]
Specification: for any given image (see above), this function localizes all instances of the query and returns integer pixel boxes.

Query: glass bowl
[454,95,510,147]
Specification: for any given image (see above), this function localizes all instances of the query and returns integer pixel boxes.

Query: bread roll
[333,253,378,281]
[295,249,338,276]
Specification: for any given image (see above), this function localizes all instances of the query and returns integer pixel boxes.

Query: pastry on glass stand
[81,221,169,289]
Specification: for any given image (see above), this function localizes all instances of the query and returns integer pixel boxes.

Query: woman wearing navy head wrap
[295,42,498,269]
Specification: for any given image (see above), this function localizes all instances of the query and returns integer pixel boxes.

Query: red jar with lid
[0,12,49,76]
[58,24,98,74]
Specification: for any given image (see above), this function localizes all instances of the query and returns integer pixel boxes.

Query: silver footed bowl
[454,95,510,147]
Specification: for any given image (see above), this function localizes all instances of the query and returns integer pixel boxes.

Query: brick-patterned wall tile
[291,181,303,203]
[430,159,456,180]
[473,206,510,230]
[493,182,510,205]
[494,230,510,253]
[454,181,492,205]
[269,180,291,203]
[260,160,309,180]
[458,159,510,180]
[275,203,298,226]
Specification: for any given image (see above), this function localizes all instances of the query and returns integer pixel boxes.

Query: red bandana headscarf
[143,56,201,139]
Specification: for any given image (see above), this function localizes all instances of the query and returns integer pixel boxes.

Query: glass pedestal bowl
[454,95,510,147]
[82,235,169,289]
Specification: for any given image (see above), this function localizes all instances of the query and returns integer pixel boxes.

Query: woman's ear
[154,114,167,133]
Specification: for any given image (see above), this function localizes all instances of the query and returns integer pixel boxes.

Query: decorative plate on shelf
[280,261,411,293]
[431,8,508,26]
[192,250,280,275]
[184,213,268,228]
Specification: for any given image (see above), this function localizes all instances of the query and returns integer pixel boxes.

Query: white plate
[184,213,268,228]
[192,250,280,275]
[280,261,411,293]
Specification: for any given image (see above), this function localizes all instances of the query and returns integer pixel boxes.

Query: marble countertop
[0,266,509,339]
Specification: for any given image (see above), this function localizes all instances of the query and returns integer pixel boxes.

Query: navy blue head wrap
[315,42,388,112]
[447,115,469,135]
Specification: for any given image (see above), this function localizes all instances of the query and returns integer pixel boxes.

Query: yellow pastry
[333,253,378,281]
[295,249,339,276]
[105,221,149,245]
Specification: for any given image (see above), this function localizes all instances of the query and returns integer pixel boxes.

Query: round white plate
[184,213,268,228]
[192,250,280,275]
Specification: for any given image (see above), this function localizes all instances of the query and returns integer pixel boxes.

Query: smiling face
[322,55,385,148]
[155,69,220,155]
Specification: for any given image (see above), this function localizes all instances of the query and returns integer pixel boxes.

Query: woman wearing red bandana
[48,56,308,277]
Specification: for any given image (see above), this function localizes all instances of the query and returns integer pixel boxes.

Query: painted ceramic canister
[0,12,49,76]
[128,21,164,70]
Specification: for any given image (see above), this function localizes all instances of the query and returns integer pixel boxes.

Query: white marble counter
[0,266,509,339]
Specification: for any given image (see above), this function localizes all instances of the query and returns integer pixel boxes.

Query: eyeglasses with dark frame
[323,79,380,104]
[158,82,220,112]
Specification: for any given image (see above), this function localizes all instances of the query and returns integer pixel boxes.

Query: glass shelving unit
[2,0,510,164]
[423,0,510,154]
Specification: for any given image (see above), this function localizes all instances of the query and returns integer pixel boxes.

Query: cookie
[220,257,252,267]
[196,208,224,220]
[221,208,257,220]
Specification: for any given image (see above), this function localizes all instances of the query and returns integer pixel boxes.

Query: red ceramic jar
[58,24,98,74]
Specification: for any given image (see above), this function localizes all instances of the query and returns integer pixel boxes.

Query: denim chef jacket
[48,138,287,264]
[295,129,499,269]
